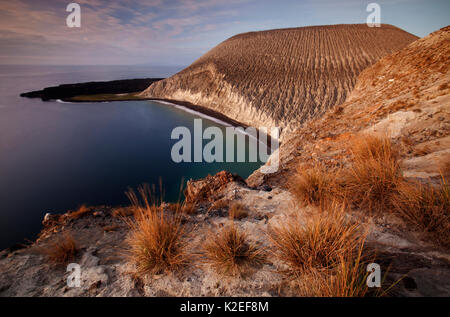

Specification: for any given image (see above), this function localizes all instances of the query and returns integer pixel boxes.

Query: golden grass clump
[69,205,92,219]
[208,199,229,212]
[228,203,248,220]
[163,202,196,215]
[125,185,188,275]
[393,178,450,248]
[203,225,264,276]
[112,207,135,218]
[296,249,370,297]
[269,203,363,275]
[343,134,403,213]
[351,134,398,162]
[41,232,78,265]
[413,145,432,156]
[269,203,378,296]
[164,202,180,212]
[103,224,120,232]
[289,164,336,207]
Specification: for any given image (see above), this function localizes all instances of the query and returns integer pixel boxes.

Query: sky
[0,0,448,66]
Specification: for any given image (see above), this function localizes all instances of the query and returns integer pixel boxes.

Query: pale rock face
[366,111,419,138]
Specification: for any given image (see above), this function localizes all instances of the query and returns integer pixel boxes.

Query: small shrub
[414,145,432,156]
[103,224,120,232]
[296,248,370,297]
[289,165,336,206]
[69,205,91,219]
[351,134,398,162]
[126,209,187,275]
[164,202,181,212]
[269,203,363,275]
[162,201,196,215]
[229,203,248,220]
[125,185,187,275]
[401,136,414,146]
[41,232,78,265]
[343,135,403,213]
[208,199,229,212]
[393,178,450,248]
[112,207,135,218]
[389,100,408,112]
[203,225,264,276]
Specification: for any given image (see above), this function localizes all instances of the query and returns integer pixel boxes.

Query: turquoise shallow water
[0,65,264,249]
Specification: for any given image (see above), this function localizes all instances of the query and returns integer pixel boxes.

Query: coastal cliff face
[248,26,450,187]
[141,24,418,133]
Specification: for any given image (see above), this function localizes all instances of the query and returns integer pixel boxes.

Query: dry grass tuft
[125,185,188,275]
[269,203,378,296]
[203,225,264,276]
[289,165,336,207]
[163,202,196,215]
[343,134,403,213]
[228,203,248,220]
[112,207,135,218]
[103,224,120,232]
[351,134,398,162]
[414,145,432,156]
[393,178,450,248]
[296,248,370,297]
[269,203,363,275]
[164,202,180,212]
[208,199,229,212]
[69,205,92,219]
[41,232,79,265]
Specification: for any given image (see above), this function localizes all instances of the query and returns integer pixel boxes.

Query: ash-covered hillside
[141,24,418,132]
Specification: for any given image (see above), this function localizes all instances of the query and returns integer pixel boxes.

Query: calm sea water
[0,65,264,249]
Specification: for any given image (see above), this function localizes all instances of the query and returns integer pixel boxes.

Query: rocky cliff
[141,24,418,133]
[248,25,449,187]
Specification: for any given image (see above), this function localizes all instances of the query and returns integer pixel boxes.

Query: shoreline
[63,95,248,129]
[4,92,273,252]
[62,96,277,148]
[21,79,278,145]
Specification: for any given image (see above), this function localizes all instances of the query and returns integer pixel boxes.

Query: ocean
[0,65,264,250]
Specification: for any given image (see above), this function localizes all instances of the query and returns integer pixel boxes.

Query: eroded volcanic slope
[249,25,450,187]
[141,24,418,132]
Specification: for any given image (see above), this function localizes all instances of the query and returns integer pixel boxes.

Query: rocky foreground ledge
[0,170,449,297]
